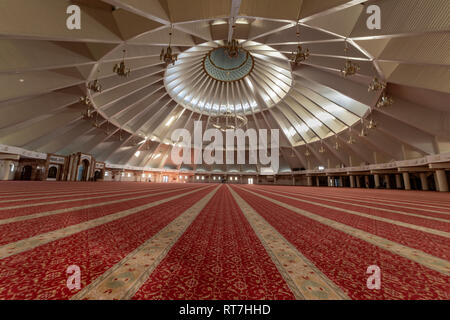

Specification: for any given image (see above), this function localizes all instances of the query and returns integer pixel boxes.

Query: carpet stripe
[244,187,450,260]
[232,186,450,300]
[237,187,450,276]
[0,185,195,211]
[71,186,221,300]
[0,186,215,299]
[252,186,450,217]
[228,186,349,300]
[132,186,295,300]
[0,185,176,204]
[250,187,450,238]
[251,188,450,228]
[0,185,197,223]
[0,188,205,246]
[0,186,211,260]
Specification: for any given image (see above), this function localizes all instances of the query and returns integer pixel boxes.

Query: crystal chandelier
[291,24,310,65]
[113,50,131,77]
[340,41,360,77]
[160,28,178,66]
[211,110,248,132]
[377,92,394,108]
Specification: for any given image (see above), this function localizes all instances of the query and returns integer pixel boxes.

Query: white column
[374,174,380,188]
[420,173,429,191]
[350,175,355,188]
[403,172,411,191]
[384,175,391,189]
[436,170,449,192]
[395,174,402,189]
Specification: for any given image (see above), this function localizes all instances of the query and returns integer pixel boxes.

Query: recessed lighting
[19,79,24,83]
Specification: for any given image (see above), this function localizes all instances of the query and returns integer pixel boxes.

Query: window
[9,163,15,173]
[248,178,254,185]
[163,176,169,183]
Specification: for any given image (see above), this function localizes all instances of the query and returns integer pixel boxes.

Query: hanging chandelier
[305,147,311,156]
[80,96,93,107]
[291,24,310,65]
[377,92,394,108]
[211,110,248,132]
[368,77,386,92]
[359,118,368,137]
[334,141,340,150]
[82,107,93,119]
[160,28,178,66]
[367,119,377,130]
[225,23,242,58]
[359,127,368,137]
[340,41,360,77]
[318,143,325,153]
[87,79,102,93]
[225,38,242,58]
[80,96,94,119]
[87,69,102,93]
[347,128,356,144]
[113,50,131,77]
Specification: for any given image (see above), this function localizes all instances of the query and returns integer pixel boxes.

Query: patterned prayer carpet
[0,182,448,300]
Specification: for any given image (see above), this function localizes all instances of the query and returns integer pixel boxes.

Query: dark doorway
[21,166,32,180]
[48,166,58,179]
[82,160,90,181]
[94,170,102,181]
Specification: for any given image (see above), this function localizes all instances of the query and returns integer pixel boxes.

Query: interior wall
[0,160,18,181]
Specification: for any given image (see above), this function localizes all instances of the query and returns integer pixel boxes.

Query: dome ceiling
[0,0,449,173]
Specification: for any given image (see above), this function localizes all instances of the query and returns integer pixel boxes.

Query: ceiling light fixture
[340,40,360,77]
[113,50,131,77]
[160,26,178,66]
[87,69,102,93]
[291,23,310,65]
[376,92,394,108]
[225,19,242,58]
[211,110,248,132]
[368,77,386,92]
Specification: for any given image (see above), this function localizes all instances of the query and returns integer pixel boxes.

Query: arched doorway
[21,166,32,180]
[77,159,90,181]
[48,166,58,180]
[94,170,102,181]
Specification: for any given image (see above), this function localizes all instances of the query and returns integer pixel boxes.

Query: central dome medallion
[203,46,254,82]
[164,41,293,115]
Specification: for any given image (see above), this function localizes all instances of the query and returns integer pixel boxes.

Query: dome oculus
[203,47,254,82]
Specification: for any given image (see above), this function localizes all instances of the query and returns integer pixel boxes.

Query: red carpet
[0,182,448,300]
